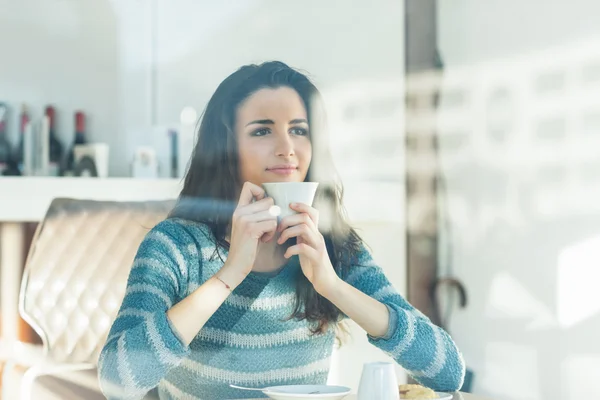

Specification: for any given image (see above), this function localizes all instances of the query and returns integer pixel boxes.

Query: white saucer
[263,385,352,400]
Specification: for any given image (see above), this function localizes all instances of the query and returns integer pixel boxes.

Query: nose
[274,131,295,157]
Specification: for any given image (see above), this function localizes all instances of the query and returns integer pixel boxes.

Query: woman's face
[236,86,312,186]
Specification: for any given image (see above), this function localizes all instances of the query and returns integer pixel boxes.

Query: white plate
[263,385,352,400]
[434,392,454,400]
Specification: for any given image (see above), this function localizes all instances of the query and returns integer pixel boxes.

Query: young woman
[98,61,465,400]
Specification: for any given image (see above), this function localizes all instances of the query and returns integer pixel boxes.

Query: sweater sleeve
[98,220,193,400]
[343,245,466,392]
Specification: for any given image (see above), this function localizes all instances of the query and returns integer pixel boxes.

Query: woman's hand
[277,202,341,296]
[219,182,278,288]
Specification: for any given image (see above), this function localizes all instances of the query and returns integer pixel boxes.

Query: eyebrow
[245,118,308,127]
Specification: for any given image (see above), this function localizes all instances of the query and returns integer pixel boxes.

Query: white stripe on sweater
[131,257,178,290]
[197,326,314,348]
[372,285,396,300]
[201,246,217,261]
[181,357,331,384]
[390,308,416,358]
[146,312,182,366]
[411,324,447,379]
[187,243,198,256]
[109,309,182,366]
[104,309,145,346]
[224,292,296,311]
[116,335,141,398]
[345,263,378,285]
[126,283,173,308]
[148,231,188,280]
[161,379,202,400]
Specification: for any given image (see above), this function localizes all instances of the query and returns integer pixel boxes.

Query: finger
[236,197,275,216]
[278,212,316,233]
[237,182,266,206]
[289,203,319,225]
[241,208,279,223]
[278,224,320,246]
[284,242,319,259]
[261,230,276,243]
[251,220,278,240]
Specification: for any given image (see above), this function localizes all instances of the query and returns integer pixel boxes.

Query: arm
[99,182,276,400]
[279,202,465,392]
[97,221,233,400]
[321,278,390,338]
[167,273,235,346]
[170,181,278,344]
[335,246,466,392]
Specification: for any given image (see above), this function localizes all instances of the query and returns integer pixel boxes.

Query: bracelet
[215,275,233,292]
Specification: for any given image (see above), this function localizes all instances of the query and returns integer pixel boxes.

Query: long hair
[170,61,362,334]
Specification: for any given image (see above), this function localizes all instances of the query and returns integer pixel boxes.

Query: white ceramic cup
[262,182,319,219]
[357,362,400,400]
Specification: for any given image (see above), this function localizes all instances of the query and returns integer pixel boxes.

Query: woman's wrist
[314,274,344,300]
[217,262,249,290]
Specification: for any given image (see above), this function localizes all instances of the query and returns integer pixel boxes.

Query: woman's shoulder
[148,217,216,249]
[353,242,376,265]
[334,234,373,266]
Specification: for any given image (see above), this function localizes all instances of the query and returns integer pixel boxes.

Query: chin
[262,177,303,184]
[261,173,306,184]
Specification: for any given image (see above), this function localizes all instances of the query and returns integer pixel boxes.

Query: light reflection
[557,235,600,328]
[431,6,600,398]
[179,106,197,125]
[481,342,541,400]
[485,272,556,331]
[563,355,600,398]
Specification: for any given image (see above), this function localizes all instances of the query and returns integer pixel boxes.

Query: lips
[266,165,298,175]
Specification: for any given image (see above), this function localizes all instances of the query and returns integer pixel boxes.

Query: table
[242,393,493,400]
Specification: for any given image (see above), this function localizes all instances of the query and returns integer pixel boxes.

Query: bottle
[0,102,12,175]
[168,129,178,178]
[45,106,63,176]
[64,111,86,175]
[15,104,29,174]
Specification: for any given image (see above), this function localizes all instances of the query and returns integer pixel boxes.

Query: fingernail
[269,205,281,217]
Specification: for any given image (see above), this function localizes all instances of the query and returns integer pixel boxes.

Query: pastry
[399,383,437,399]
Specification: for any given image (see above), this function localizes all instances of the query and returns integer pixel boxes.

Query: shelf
[0,177,182,222]
[0,177,407,223]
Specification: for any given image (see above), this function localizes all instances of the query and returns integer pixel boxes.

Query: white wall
[436,1,600,399]
[1,0,407,392]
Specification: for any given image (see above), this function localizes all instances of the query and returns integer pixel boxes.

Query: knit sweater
[98,218,465,400]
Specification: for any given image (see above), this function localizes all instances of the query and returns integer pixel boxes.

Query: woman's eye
[290,127,308,136]
[251,128,270,137]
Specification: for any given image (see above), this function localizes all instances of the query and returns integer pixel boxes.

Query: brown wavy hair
[170,61,362,334]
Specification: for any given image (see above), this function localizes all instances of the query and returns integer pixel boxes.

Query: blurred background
[0,0,598,399]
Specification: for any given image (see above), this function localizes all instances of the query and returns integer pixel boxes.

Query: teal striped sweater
[98,218,465,399]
